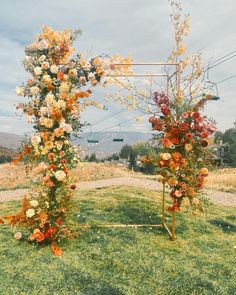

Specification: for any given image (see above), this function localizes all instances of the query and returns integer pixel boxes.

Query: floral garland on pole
[1,26,131,255]
[148,92,218,212]
[142,0,219,212]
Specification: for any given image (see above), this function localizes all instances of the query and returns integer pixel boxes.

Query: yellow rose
[185,144,192,151]
[161,153,172,161]
[59,82,70,93]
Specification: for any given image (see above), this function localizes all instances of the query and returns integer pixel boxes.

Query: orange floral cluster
[147,91,217,212]
[3,26,132,255]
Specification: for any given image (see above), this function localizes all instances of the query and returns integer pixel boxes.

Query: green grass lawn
[0,186,235,295]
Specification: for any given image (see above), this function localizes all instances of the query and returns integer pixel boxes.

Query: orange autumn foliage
[51,242,63,256]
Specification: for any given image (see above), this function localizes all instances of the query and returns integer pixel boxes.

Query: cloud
[0,0,235,134]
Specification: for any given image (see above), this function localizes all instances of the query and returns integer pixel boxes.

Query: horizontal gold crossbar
[78,224,163,228]
[77,182,176,240]
[108,74,168,77]
[113,63,179,66]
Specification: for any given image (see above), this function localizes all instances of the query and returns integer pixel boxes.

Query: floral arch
[0,11,218,255]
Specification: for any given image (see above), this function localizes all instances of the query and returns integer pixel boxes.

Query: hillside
[0,132,22,151]
[74,131,153,157]
[0,131,153,158]
[0,146,17,158]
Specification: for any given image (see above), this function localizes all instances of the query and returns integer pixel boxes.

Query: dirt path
[0,177,236,207]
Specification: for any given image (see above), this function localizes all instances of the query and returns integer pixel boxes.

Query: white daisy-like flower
[30,86,40,95]
[55,170,67,182]
[30,200,39,207]
[26,208,35,218]
[50,65,58,74]
[34,66,42,76]
[31,135,41,145]
[15,86,25,96]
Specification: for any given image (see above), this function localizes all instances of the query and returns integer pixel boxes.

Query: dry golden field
[0,163,235,193]
[206,168,236,193]
[0,162,131,191]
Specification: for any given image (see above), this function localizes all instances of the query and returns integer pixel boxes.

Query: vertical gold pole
[162,180,165,224]
[176,64,181,99]
[172,211,176,241]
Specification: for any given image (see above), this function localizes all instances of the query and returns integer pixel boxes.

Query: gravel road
[0,177,236,207]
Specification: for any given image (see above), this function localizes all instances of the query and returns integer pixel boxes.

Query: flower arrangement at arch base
[143,91,218,212]
[0,26,132,255]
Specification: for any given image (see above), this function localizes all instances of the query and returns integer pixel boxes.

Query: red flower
[192,112,200,118]
[180,123,189,131]
[170,138,180,144]
[46,181,55,187]
[60,159,67,165]
[168,205,181,212]
[171,127,179,136]
[200,131,209,138]
[44,232,51,239]
[70,184,77,190]
[154,121,163,131]
[47,227,57,235]
[162,138,172,148]
[149,117,157,124]
[50,164,57,171]
[161,106,170,116]
[56,217,62,225]
[195,116,203,123]
[185,133,193,140]
[48,153,54,161]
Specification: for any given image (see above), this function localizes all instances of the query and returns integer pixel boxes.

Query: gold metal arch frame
[79,63,180,241]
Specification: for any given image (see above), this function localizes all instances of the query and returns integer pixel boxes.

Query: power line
[182,50,236,83]
[84,50,236,132]
[97,113,148,133]
[89,109,126,126]
[217,73,236,85]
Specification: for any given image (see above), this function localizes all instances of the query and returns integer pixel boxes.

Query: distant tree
[223,128,236,145]
[129,150,137,170]
[111,153,119,161]
[119,144,133,159]
[89,153,98,162]
[214,131,223,144]
[0,155,12,164]
[133,142,149,156]
[215,124,236,167]
[84,155,90,162]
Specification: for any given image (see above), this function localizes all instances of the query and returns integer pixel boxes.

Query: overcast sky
[0,0,235,135]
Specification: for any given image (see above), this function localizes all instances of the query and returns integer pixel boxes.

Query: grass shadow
[208,219,236,233]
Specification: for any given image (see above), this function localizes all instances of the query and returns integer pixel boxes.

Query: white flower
[161,153,172,161]
[15,86,25,96]
[39,107,49,116]
[60,122,72,133]
[45,93,55,104]
[41,61,49,70]
[68,69,77,77]
[14,232,22,240]
[39,55,46,62]
[88,73,95,80]
[30,200,39,207]
[26,208,35,218]
[42,74,52,84]
[50,65,58,74]
[56,100,66,109]
[30,86,40,95]
[55,170,67,182]
[34,66,42,76]
[24,56,32,65]
[38,40,48,50]
[31,135,41,145]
